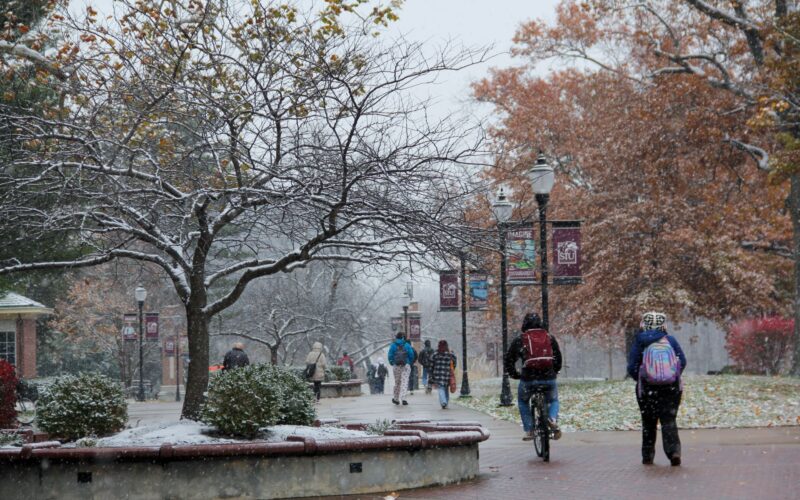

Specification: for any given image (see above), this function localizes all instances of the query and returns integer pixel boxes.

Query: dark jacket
[504,331,562,381]
[627,329,687,380]
[418,346,435,369]
[430,351,456,386]
[222,348,250,371]
[387,339,416,366]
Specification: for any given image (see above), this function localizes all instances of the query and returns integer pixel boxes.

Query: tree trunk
[182,302,210,419]
[791,173,800,376]
[270,343,279,365]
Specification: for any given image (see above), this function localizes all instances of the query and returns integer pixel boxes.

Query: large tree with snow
[0,0,485,417]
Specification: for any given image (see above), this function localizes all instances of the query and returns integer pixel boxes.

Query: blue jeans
[437,383,450,407]
[422,366,430,386]
[518,379,559,432]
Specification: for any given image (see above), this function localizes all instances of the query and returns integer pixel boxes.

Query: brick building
[0,292,52,378]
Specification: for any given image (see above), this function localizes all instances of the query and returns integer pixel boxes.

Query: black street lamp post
[492,188,514,406]
[459,251,470,397]
[175,335,181,402]
[528,152,555,330]
[134,285,147,402]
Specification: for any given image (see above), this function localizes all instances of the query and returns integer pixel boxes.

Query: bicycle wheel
[539,408,550,462]
[532,397,544,458]
[16,398,35,425]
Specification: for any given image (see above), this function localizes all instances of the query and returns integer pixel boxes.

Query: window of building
[0,331,15,366]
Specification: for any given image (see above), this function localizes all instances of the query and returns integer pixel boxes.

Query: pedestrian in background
[430,340,457,409]
[376,359,388,394]
[222,342,250,372]
[337,351,355,377]
[305,341,327,402]
[627,311,687,466]
[388,333,415,405]
[418,339,435,394]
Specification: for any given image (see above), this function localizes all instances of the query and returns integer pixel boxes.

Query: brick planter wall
[0,420,489,499]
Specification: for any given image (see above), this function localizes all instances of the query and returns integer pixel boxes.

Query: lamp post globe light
[527,151,555,330]
[492,188,514,407]
[134,286,147,402]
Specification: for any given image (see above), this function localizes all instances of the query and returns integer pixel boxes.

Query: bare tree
[0,0,487,417]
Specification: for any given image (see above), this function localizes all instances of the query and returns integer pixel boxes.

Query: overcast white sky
[83,0,561,116]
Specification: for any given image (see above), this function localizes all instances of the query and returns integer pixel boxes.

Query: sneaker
[441,404,448,409]
[549,419,562,440]
[392,399,400,405]
[522,431,534,441]
[402,400,408,405]
[670,455,681,467]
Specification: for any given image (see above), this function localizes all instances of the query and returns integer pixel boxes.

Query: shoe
[549,419,562,440]
[441,404,448,409]
[392,399,399,405]
[522,431,534,441]
[670,455,681,466]
[642,457,654,465]
[402,400,408,405]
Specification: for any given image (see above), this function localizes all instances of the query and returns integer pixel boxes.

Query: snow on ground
[460,375,800,432]
[55,421,371,448]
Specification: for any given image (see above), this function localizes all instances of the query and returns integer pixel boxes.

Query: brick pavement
[314,388,800,500]
[127,385,800,499]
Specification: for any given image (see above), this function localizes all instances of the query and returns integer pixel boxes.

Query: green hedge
[36,373,127,441]
[200,364,315,438]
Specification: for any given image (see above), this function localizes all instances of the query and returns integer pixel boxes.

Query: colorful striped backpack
[640,337,680,385]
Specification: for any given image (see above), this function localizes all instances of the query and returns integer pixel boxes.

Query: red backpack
[521,329,554,370]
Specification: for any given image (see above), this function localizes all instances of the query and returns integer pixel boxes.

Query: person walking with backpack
[305,342,327,402]
[388,333,415,405]
[504,312,562,441]
[430,340,457,409]
[627,311,687,466]
[418,339,435,394]
[376,359,388,394]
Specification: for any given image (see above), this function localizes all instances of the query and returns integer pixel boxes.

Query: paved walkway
[128,386,800,499]
[315,388,800,500]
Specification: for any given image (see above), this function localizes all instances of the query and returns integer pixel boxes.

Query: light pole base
[499,374,514,406]
[459,373,471,397]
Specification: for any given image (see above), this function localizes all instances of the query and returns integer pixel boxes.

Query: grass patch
[457,375,800,431]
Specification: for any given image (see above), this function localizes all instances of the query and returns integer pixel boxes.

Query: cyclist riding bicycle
[504,312,563,441]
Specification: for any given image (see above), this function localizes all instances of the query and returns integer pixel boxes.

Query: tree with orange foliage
[473,3,791,351]
[492,0,799,372]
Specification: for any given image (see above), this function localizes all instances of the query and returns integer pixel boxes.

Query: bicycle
[530,385,553,462]
[15,380,37,426]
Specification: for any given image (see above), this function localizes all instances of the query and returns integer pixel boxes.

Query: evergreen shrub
[328,366,351,382]
[36,373,127,441]
[200,364,315,437]
[0,360,18,428]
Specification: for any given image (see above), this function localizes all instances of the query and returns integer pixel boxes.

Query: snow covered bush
[269,366,316,426]
[36,373,127,441]
[0,360,18,428]
[200,365,281,437]
[726,317,794,375]
[328,366,352,382]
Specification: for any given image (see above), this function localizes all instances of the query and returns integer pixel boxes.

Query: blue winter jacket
[387,339,416,366]
[627,329,687,380]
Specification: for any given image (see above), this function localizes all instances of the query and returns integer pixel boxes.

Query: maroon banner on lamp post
[122,313,138,341]
[439,270,459,310]
[145,312,160,342]
[552,222,582,284]
[507,226,537,284]
[408,315,422,341]
[164,336,176,356]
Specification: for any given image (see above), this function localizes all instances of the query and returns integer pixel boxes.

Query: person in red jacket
[337,352,355,375]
